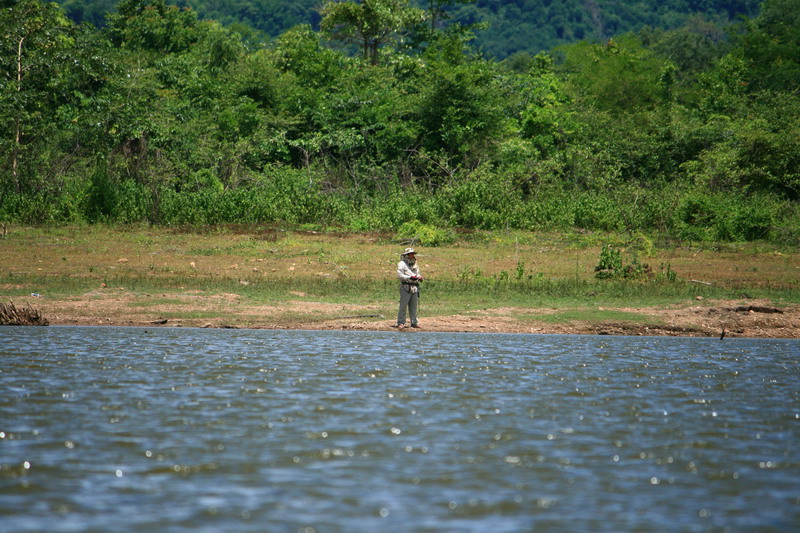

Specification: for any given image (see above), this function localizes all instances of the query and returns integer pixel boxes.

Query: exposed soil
[26,291,800,339]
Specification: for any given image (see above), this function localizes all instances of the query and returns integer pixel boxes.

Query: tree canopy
[55,0,763,58]
[1,0,798,243]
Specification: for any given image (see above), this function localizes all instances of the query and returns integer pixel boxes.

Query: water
[1,327,798,532]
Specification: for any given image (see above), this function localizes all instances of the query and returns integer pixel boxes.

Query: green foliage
[346,187,439,231]
[656,263,678,283]
[628,233,655,258]
[595,245,623,278]
[453,0,760,58]
[3,0,799,248]
[454,264,553,293]
[559,35,673,112]
[674,191,783,241]
[518,53,574,157]
[0,0,93,196]
[638,17,729,80]
[733,0,800,93]
[395,221,455,246]
[319,0,425,64]
[106,0,203,53]
[515,260,525,281]
[414,41,510,169]
[594,245,655,280]
[273,25,342,88]
[56,0,761,60]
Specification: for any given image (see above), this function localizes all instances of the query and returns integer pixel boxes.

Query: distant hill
[56,0,762,57]
[449,0,762,57]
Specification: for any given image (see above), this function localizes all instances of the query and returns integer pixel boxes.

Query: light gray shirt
[397,260,421,293]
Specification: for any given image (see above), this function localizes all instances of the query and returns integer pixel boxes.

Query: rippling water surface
[1,327,798,532]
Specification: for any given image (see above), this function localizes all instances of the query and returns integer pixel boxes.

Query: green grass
[2,225,798,329]
[6,270,798,310]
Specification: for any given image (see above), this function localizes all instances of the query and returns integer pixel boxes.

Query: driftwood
[0,300,49,326]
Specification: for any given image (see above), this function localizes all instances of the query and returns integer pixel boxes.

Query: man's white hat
[402,247,416,256]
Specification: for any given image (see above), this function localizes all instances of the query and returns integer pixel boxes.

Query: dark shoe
[410,324,420,328]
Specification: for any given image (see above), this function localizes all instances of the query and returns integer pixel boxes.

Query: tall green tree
[413,33,510,181]
[519,53,574,158]
[560,35,673,113]
[106,0,202,53]
[319,0,425,64]
[733,0,800,92]
[0,0,84,195]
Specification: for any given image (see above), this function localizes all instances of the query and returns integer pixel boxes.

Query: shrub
[395,221,455,246]
[594,244,654,280]
[674,192,720,241]
[594,245,623,278]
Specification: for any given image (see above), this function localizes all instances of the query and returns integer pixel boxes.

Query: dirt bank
[26,292,800,339]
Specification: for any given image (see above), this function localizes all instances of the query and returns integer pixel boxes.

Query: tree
[0,0,77,194]
[413,33,510,178]
[560,35,673,113]
[732,0,800,92]
[638,17,728,79]
[319,0,425,64]
[60,0,117,26]
[273,25,342,88]
[106,0,202,54]
[519,53,574,158]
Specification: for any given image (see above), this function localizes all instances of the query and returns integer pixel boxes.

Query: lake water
[1,327,798,532]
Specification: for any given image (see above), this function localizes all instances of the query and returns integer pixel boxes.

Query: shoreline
[3,226,799,339]
[27,296,800,339]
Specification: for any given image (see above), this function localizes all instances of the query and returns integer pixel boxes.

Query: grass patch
[2,225,798,329]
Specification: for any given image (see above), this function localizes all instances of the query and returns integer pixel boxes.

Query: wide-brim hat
[402,247,416,256]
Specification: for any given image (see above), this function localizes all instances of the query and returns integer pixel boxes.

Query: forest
[56,0,763,58]
[1,0,799,243]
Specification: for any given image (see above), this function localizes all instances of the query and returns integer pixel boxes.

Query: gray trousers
[397,286,418,325]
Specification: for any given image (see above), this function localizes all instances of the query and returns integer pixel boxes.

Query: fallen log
[0,300,49,326]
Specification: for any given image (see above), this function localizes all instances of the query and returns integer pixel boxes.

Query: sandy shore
[26,294,800,339]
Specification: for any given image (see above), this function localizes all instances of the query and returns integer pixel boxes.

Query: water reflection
[1,327,798,532]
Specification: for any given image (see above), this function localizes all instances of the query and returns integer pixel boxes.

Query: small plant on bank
[515,260,526,281]
[656,263,678,282]
[455,261,550,292]
[594,245,656,280]
[594,245,623,279]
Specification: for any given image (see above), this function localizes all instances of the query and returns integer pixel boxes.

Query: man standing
[395,247,423,329]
